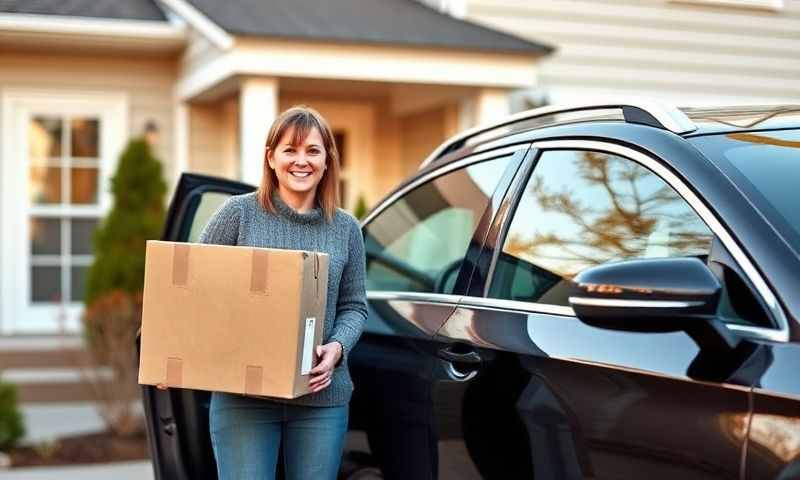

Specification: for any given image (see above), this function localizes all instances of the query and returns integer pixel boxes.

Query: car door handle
[437,344,482,365]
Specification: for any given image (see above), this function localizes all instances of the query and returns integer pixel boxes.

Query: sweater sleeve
[198,196,241,246]
[329,218,368,366]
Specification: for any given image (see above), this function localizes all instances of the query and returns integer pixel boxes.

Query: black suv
[141,102,800,480]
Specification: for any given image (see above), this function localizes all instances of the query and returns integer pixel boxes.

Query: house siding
[0,51,178,182]
[465,0,800,104]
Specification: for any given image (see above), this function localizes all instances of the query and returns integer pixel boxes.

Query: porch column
[239,77,278,184]
[475,88,510,125]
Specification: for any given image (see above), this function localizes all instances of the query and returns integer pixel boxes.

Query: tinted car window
[187,192,232,242]
[489,149,713,306]
[692,130,800,255]
[364,156,511,294]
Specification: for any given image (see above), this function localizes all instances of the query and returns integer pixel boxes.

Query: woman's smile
[268,126,328,211]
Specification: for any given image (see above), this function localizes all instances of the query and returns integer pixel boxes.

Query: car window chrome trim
[482,148,536,299]
[458,296,575,317]
[366,291,462,306]
[569,297,703,309]
[484,139,788,343]
[361,144,530,228]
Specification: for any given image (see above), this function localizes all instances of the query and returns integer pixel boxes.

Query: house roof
[0,0,552,55]
[186,0,552,54]
[0,0,167,21]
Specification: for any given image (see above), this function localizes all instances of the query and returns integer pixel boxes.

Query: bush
[353,194,369,221]
[84,138,166,305]
[81,137,165,437]
[81,291,143,437]
[0,382,25,451]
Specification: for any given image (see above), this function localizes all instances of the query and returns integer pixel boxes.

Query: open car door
[138,173,254,480]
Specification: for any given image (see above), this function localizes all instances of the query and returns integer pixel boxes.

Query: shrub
[81,137,165,437]
[81,290,143,437]
[0,382,25,451]
[84,138,166,305]
[353,194,369,221]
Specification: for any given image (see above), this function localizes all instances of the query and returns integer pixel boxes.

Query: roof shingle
[187,0,552,54]
[0,0,167,21]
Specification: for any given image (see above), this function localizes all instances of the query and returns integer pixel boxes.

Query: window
[188,192,232,242]
[489,150,714,306]
[364,155,512,294]
[28,116,102,303]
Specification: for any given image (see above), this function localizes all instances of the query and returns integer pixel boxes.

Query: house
[0,0,551,340]
[444,0,800,107]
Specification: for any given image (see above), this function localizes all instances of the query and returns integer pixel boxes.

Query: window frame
[1,89,128,334]
[477,139,789,343]
[362,143,530,303]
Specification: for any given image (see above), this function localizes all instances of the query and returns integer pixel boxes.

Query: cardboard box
[138,240,329,399]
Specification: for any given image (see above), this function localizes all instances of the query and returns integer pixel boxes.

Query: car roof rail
[419,100,697,170]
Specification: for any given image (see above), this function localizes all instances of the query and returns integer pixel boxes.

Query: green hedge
[0,382,25,451]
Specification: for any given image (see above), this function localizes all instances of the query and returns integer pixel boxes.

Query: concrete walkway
[19,402,105,445]
[2,460,154,479]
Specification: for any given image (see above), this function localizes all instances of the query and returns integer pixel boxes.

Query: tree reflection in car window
[364,155,511,294]
[489,150,713,306]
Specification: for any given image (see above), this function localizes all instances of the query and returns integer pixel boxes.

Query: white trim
[176,41,538,100]
[0,13,186,40]
[1,89,128,335]
[367,291,463,305]
[569,297,703,309]
[460,296,575,317]
[157,0,234,50]
[669,0,783,12]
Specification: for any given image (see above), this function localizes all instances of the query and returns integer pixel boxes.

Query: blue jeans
[210,392,349,480]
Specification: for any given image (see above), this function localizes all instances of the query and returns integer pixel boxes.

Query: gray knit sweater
[198,191,367,407]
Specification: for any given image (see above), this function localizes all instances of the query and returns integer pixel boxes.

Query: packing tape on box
[250,249,269,294]
[245,365,264,395]
[172,244,190,286]
[166,357,183,387]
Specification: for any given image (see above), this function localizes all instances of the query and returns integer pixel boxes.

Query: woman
[198,105,368,479]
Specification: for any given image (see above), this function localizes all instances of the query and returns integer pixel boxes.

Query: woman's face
[267,126,327,198]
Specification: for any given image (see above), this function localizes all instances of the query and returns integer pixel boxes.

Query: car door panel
[140,173,254,480]
[743,341,800,479]
[346,148,528,479]
[437,304,752,479]
[431,142,768,479]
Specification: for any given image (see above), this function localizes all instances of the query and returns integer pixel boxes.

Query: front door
[1,91,127,334]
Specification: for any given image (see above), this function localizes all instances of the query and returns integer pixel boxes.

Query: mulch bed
[8,430,150,468]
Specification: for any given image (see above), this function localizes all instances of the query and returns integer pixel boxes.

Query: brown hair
[257,105,340,222]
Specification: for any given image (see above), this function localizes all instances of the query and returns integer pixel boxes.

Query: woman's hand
[308,341,343,393]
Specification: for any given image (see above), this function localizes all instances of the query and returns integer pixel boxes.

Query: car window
[364,155,511,294]
[489,149,714,306]
[187,192,232,242]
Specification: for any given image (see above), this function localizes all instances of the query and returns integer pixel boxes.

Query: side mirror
[569,258,737,349]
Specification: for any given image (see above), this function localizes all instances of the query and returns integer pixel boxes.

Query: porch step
[1,367,136,403]
[0,335,137,403]
[0,347,95,369]
[0,335,89,368]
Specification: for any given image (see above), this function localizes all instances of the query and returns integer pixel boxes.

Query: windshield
[693,129,800,254]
